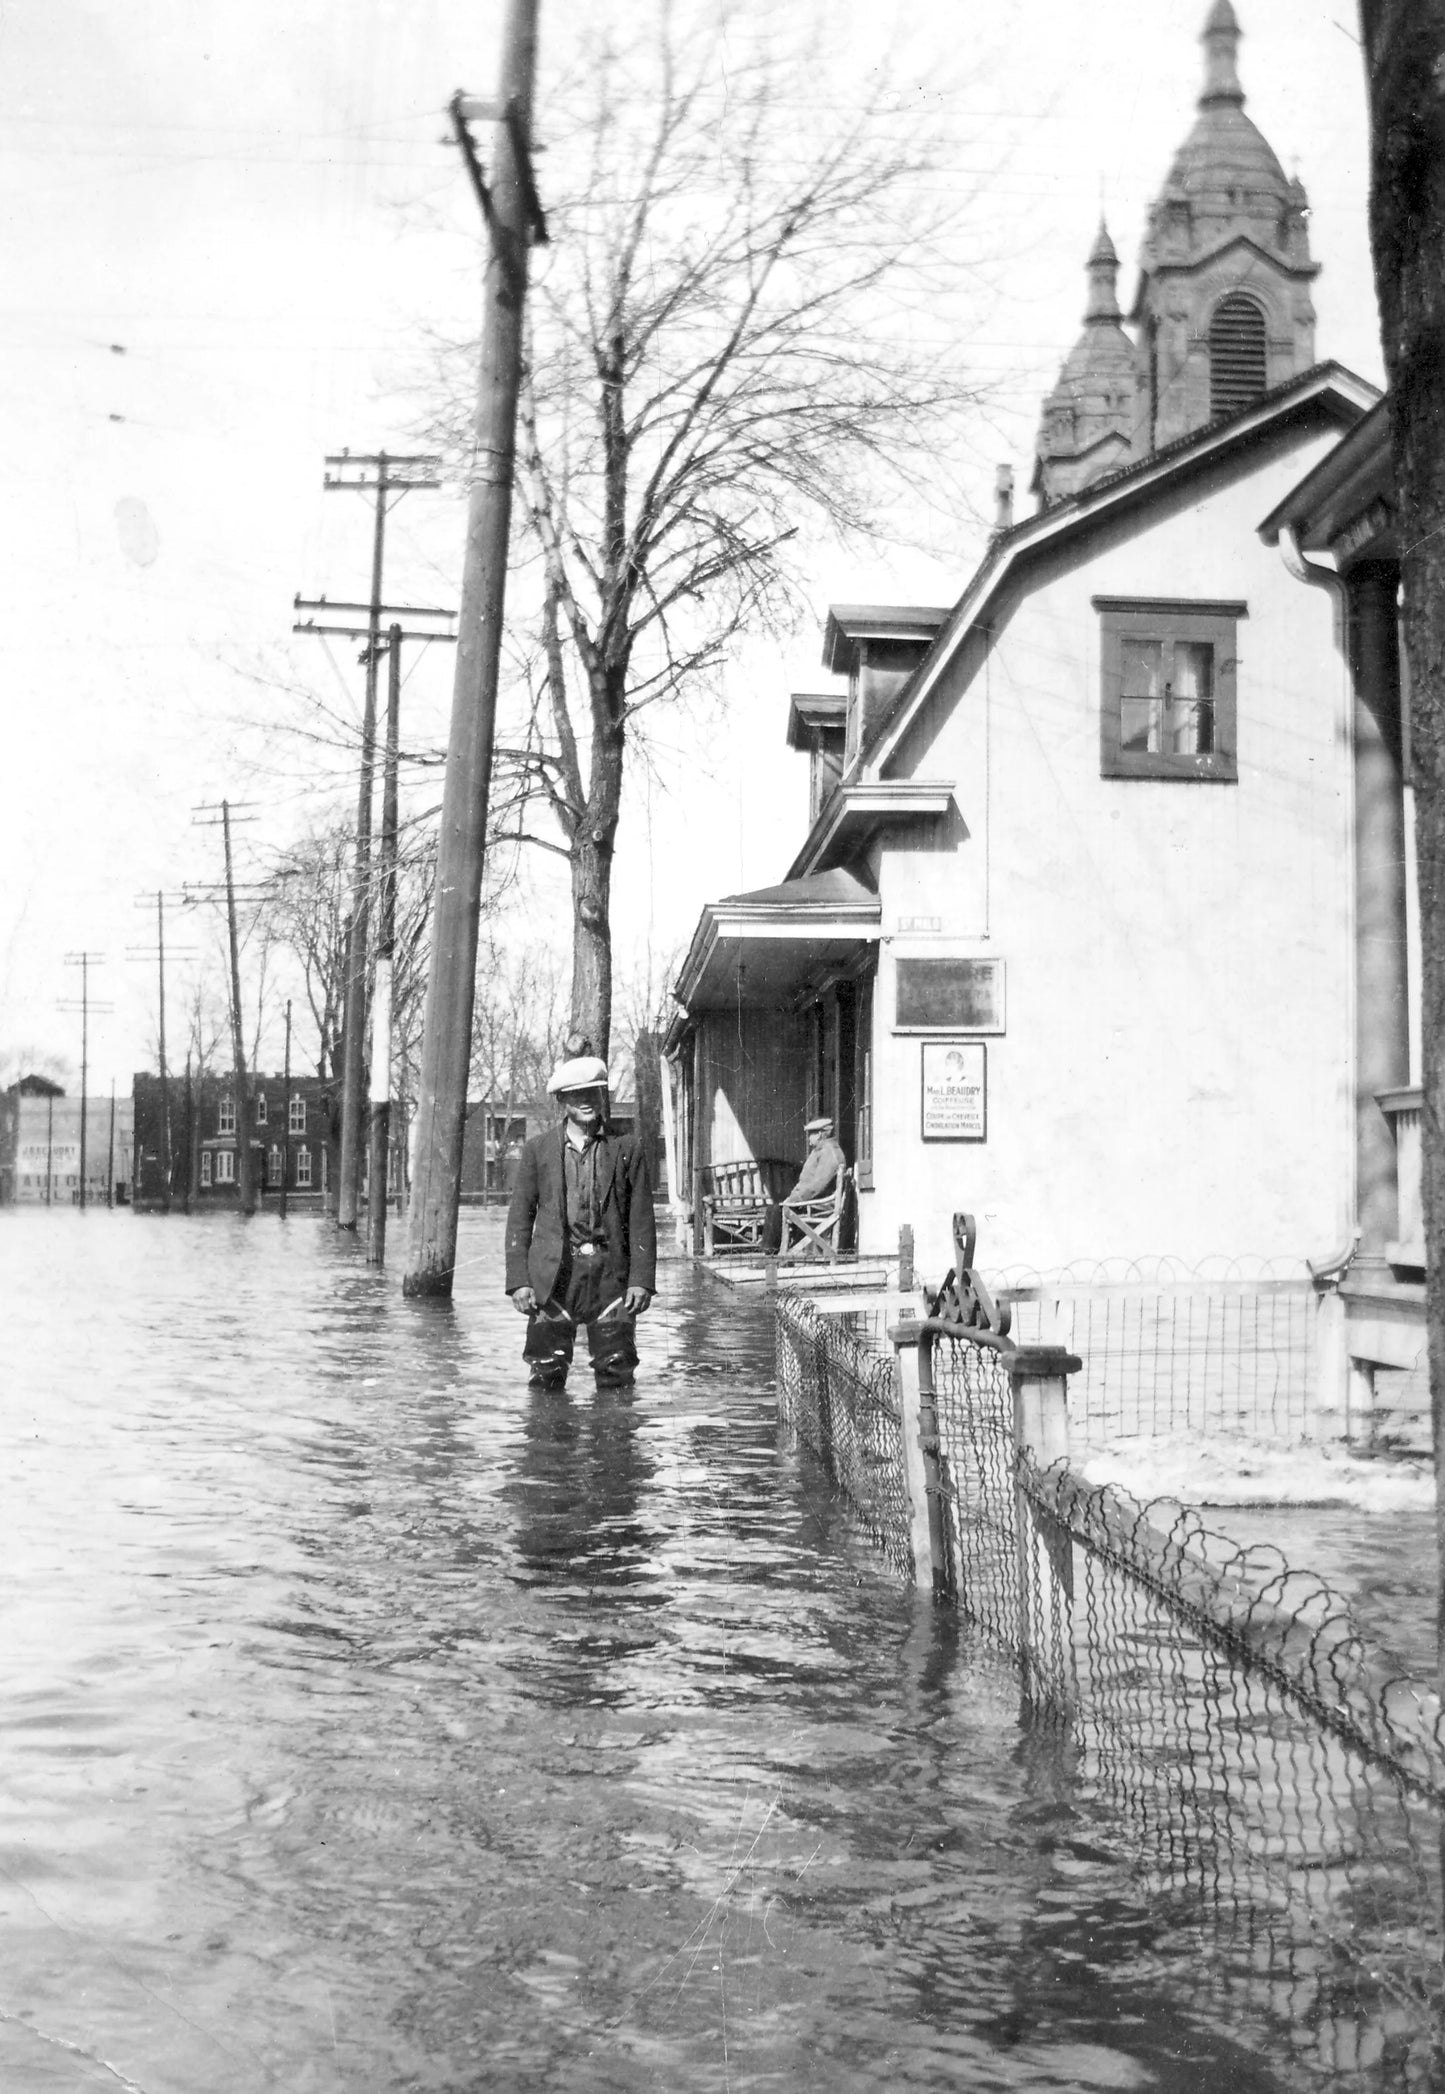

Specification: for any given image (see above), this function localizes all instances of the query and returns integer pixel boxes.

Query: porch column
[1349,563,1410,1261]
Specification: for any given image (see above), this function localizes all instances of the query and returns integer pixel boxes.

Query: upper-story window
[1209,294,1267,419]
[255,1094,267,1126]
[218,1095,236,1135]
[1095,597,1244,782]
[288,1095,307,1135]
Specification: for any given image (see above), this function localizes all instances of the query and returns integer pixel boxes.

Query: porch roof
[671,868,881,1018]
[1257,395,1394,565]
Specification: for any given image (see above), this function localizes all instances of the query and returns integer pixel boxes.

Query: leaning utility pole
[303,451,443,1233]
[368,626,403,1266]
[404,0,546,1297]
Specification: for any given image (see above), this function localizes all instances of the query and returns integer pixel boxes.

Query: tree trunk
[569,710,624,1059]
[1360,0,1445,1681]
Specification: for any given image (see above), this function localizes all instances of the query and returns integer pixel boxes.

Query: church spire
[1200,0,1244,106]
[1084,222,1121,322]
[1031,222,1144,507]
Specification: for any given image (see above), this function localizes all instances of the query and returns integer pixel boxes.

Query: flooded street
[0,1211,1383,2091]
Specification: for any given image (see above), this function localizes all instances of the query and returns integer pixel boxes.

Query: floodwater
[0,1209,1419,2092]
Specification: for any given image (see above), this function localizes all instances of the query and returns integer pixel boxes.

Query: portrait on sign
[921,1041,986,1142]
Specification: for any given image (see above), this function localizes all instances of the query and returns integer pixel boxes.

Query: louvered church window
[1209,294,1267,418]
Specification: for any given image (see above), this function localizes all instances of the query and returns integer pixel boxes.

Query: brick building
[131,1071,337,1211]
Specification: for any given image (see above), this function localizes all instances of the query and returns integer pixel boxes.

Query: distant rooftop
[821,605,950,676]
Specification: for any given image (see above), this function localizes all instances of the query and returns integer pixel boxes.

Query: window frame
[200,1150,213,1188]
[214,1148,235,1185]
[295,1146,313,1188]
[288,1095,307,1135]
[254,1093,267,1126]
[217,1094,236,1135]
[1095,596,1245,782]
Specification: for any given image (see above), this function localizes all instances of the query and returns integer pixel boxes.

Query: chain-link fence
[1001,1272,1319,1438]
[773,1288,1445,2077]
[774,1293,912,1579]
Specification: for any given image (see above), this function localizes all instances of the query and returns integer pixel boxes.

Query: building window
[268,1143,283,1186]
[255,1094,267,1126]
[218,1094,236,1135]
[1095,597,1244,781]
[200,1151,213,1187]
[1209,293,1267,418]
[215,1149,235,1184]
[289,1095,306,1135]
[295,1147,313,1188]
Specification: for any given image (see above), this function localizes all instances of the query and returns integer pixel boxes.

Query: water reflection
[0,1210,1417,2091]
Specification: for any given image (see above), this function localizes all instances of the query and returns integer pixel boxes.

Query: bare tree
[426,0,984,1053]
[1359,0,1445,1676]
[468,937,568,1190]
[267,823,352,1081]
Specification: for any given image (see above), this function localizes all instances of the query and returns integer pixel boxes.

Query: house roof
[1257,395,1393,561]
[787,359,1378,877]
[671,868,881,1021]
[821,604,951,676]
[785,691,848,749]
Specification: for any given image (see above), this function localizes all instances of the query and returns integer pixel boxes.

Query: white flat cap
[547,1054,611,1094]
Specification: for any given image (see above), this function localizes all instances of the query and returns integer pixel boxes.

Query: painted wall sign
[921,1040,987,1141]
[895,956,1005,1033]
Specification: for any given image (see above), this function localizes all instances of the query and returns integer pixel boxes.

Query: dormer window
[821,606,949,770]
[787,694,848,825]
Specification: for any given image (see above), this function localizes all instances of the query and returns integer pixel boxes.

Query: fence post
[1009,1344,1082,1711]
[892,1324,944,1591]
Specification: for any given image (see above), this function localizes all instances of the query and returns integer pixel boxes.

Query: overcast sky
[0,0,1380,1090]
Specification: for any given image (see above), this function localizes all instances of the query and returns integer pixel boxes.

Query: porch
[663,868,881,1263]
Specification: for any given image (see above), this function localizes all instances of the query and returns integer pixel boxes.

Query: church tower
[1131,0,1317,448]
[1032,222,1146,506]
[1032,4,1318,506]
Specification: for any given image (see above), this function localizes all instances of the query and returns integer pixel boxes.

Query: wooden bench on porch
[699,1157,797,1256]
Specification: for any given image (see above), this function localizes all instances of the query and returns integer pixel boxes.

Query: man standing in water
[504,1054,656,1391]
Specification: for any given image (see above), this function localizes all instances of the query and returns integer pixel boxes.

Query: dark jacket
[504,1123,657,1302]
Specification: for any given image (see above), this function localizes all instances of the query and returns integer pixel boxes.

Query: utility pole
[107,1082,116,1208]
[367,626,403,1265]
[300,451,444,1234]
[404,0,546,1297]
[128,893,195,1213]
[192,801,260,1215]
[280,998,292,1222]
[59,953,111,1210]
[291,595,455,1241]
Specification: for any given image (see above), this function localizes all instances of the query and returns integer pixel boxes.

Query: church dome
[1138,3,1311,277]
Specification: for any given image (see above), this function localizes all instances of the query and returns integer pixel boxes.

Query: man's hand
[623,1286,653,1317]
[510,1286,538,1316]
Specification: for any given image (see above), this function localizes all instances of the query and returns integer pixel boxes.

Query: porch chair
[778,1166,853,1263]
[700,1157,796,1256]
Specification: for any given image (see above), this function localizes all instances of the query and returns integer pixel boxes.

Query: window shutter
[1209,295,1267,418]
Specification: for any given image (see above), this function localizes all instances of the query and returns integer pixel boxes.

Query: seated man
[789,1116,846,1205]
[764,1115,846,1250]
[505,1054,656,1391]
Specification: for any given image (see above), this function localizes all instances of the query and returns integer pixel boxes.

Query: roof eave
[856,363,1378,785]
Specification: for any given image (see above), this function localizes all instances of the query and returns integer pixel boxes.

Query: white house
[666,4,1420,1395]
